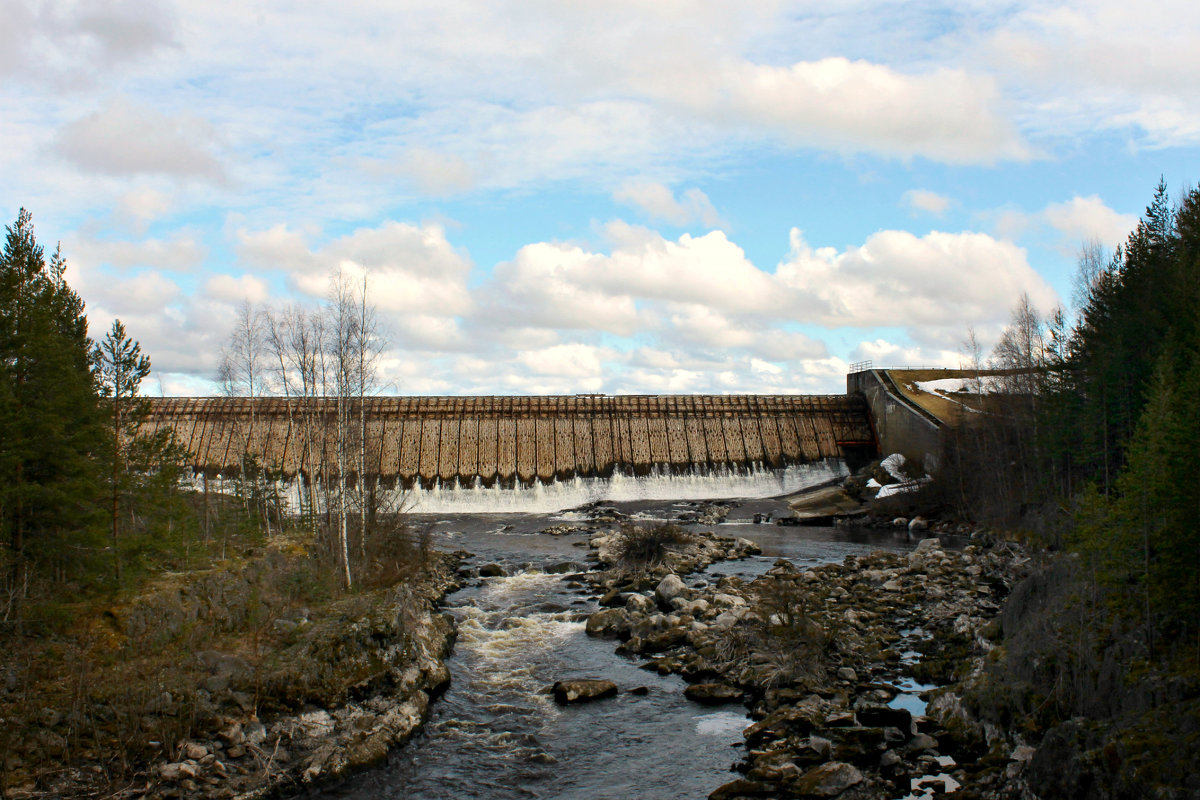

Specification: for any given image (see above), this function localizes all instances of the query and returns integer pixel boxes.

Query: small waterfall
[402,459,849,514]
[182,459,848,517]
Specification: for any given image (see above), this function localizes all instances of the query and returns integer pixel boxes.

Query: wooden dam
[142,394,876,488]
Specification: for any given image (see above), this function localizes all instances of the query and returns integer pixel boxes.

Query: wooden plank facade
[142,394,874,487]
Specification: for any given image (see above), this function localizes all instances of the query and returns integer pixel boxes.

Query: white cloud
[481,226,797,342]
[590,225,782,314]
[613,181,725,228]
[114,187,173,232]
[776,228,1059,335]
[371,147,479,196]
[485,241,642,335]
[517,343,613,379]
[205,274,269,305]
[986,1,1200,147]
[850,338,960,369]
[68,230,207,272]
[903,189,951,215]
[77,269,182,316]
[0,0,176,82]
[54,99,225,181]
[1043,195,1137,248]
[665,304,826,361]
[659,57,1029,164]
[236,220,474,317]
[236,224,318,273]
[986,195,1137,251]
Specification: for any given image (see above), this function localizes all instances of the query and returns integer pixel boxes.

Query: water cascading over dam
[142,394,875,511]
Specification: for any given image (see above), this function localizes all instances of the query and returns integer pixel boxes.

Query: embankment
[5,544,464,800]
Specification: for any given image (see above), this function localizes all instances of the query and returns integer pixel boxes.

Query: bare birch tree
[328,270,357,589]
[353,273,385,558]
[219,301,270,529]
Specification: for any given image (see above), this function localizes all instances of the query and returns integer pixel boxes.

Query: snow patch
[874,453,930,498]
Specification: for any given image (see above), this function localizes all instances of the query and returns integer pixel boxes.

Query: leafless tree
[989,293,1049,505]
[219,301,271,529]
[328,270,358,589]
[219,300,267,399]
[220,271,387,589]
[960,325,984,396]
[990,292,1045,394]
[1073,238,1109,314]
[353,273,386,559]
[265,305,319,524]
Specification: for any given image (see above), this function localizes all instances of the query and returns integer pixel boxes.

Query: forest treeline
[0,210,440,796]
[0,209,189,614]
[946,178,1199,644]
[935,179,1200,797]
[0,209,390,624]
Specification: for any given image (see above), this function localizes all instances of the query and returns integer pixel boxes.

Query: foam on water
[695,711,750,737]
[402,460,848,514]
[183,459,849,518]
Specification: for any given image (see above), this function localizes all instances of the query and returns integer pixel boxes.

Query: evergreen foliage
[958,179,1200,647]
[95,319,186,584]
[0,210,195,607]
[0,209,105,593]
[1052,182,1200,641]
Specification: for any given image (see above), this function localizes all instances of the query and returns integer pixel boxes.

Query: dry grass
[888,368,1021,424]
[0,519,445,797]
[608,522,695,577]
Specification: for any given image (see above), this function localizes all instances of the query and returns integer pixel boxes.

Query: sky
[2,0,1198,397]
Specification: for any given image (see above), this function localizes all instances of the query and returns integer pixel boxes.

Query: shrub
[608,522,694,575]
[714,574,829,688]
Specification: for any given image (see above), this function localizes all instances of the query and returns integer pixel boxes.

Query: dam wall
[846,370,941,463]
[143,394,875,488]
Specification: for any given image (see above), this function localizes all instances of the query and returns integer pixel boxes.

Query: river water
[312,494,917,800]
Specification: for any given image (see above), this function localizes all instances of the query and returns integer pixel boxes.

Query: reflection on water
[312,494,917,800]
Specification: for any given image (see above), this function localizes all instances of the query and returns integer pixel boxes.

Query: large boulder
[585,608,628,638]
[711,607,749,630]
[552,679,618,704]
[710,592,746,609]
[671,597,710,617]
[792,762,863,797]
[625,593,656,614]
[855,703,912,732]
[655,574,689,607]
[744,703,824,747]
[708,779,776,800]
[826,726,888,765]
[684,683,744,705]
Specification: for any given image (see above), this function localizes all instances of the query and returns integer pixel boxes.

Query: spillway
[141,394,875,492]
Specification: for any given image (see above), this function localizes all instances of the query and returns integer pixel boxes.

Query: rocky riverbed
[583,529,1038,799]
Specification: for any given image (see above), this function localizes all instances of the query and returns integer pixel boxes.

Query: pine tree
[95,319,152,582]
[0,209,104,596]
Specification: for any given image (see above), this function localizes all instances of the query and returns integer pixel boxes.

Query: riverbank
[1,534,464,800]
[584,528,1037,798]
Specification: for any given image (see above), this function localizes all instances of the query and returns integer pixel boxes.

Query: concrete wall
[846,370,942,462]
[144,394,873,487]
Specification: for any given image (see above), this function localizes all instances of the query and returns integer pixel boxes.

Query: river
[311,494,917,800]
